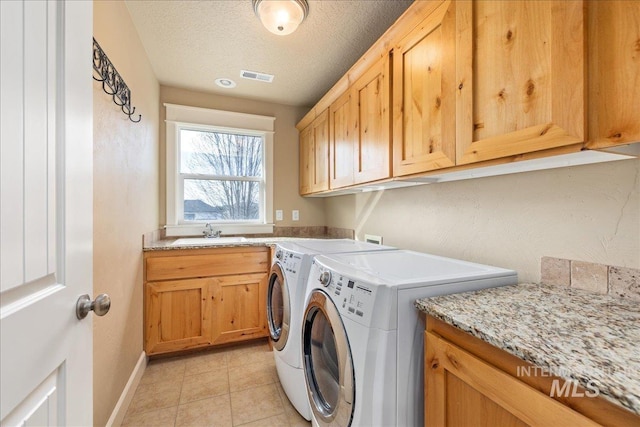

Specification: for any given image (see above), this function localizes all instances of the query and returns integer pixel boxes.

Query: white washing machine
[302,250,517,427]
[267,239,395,420]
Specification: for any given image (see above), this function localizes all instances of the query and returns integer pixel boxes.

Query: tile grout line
[172,364,186,427]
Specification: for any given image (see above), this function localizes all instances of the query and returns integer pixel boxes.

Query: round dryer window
[303,289,354,426]
[267,263,290,350]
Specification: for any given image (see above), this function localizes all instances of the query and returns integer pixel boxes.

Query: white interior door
[0,1,94,425]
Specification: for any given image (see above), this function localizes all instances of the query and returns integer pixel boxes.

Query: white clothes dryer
[302,250,517,427]
[267,239,395,420]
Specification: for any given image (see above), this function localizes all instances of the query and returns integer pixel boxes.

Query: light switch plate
[275,210,283,221]
[292,210,299,221]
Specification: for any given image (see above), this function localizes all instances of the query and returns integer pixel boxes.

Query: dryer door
[302,289,354,427]
[267,263,290,351]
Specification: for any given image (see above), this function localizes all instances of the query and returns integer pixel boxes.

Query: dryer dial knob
[275,250,283,260]
[319,271,331,286]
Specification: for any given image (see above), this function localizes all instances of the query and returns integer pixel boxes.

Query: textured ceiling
[125,0,413,107]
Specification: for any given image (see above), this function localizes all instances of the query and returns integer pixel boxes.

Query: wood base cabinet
[145,277,215,355]
[425,315,640,427]
[211,273,268,345]
[144,247,269,356]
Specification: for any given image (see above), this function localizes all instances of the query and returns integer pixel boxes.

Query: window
[165,104,274,235]
[180,128,263,222]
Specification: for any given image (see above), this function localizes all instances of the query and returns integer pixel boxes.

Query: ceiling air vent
[240,69,274,83]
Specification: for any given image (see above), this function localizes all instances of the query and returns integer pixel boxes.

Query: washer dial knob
[275,250,283,260]
[319,271,331,287]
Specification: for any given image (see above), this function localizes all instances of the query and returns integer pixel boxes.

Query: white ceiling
[125,0,413,108]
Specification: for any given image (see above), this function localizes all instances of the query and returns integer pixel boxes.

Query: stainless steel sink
[171,237,248,246]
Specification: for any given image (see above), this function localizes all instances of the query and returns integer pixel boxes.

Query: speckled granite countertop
[415,283,640,415]
[144,236,326,251]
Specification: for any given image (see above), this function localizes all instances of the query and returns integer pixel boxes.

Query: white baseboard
[106,351,148,427]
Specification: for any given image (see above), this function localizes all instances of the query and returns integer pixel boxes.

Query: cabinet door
[330,90,355,189]
[211,273,268,345]
[299,111,329,194]
[353,54,392,184]
[586,1,640,150]
[424,331,599,427]
[311,109,330,192]
[299,125,313,195]
[456,0,586,165]
[393,0,457,177]
[145,278,215,355]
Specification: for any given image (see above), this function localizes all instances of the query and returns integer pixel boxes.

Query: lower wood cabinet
[211,273,267,345]
[144,246,269,356]
[145,277,215,355]
[425,315,639,427]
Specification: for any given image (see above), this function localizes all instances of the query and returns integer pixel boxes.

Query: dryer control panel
[312,262,377,327]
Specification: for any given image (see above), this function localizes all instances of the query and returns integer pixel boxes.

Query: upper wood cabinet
[455,0,586,165]
[329,54,392,188]
[352,55,392,184]
[393,0,457,177]
[297,0,639,194]
[586,0,640,150]
[299,109,329,195]
[329,90,355,188]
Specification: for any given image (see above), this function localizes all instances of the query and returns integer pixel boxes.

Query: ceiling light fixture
[252,0,309,36]
[215,78,236,88]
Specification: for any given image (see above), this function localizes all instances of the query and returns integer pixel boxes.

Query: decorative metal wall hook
[93,38,141,123]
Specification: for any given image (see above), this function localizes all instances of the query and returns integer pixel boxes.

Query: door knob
[76,293,111,319]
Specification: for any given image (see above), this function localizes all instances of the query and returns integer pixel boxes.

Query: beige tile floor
[122,339,311,427]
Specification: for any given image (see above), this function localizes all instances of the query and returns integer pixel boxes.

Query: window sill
[164,223,275,237]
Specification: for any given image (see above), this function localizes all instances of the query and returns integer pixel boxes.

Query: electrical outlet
[275,210,283,221]
[292,210,300,221]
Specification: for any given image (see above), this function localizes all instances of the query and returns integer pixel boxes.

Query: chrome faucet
[203,223,221,238]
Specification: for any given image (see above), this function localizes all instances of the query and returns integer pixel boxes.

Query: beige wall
[159,86,325,227]
[325,159,640,282]
[93,2,160,426]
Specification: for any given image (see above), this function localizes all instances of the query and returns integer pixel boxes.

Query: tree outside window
[180,129,264,222]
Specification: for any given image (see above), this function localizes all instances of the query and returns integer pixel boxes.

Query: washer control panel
[312,262,376,326]
[279,250,303,277]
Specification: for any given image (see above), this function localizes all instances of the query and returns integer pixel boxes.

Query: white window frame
[165,103,274,235]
